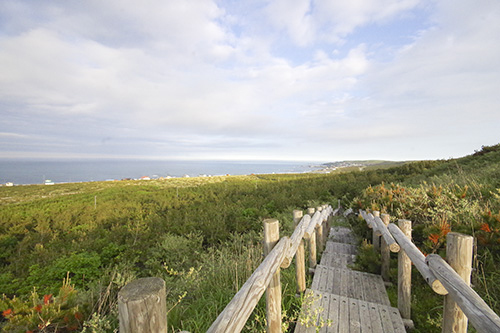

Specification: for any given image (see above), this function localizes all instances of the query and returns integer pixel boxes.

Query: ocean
[0,160,320,185]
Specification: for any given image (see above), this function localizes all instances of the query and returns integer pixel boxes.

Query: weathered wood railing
[358,209,500,333]
[117,203,340,332]
[207,204,339,332]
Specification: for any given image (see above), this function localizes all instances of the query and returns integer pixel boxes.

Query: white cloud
[0,0,498,161]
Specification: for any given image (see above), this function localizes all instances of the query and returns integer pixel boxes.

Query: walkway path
[295,223,406,332]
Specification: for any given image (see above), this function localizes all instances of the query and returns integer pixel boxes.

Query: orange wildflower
[43,294,52,305]
[2,308,12,317]
[480,223,492,233]
[429,233,440,245]
[34,304,42,313]
[440,222,451,236]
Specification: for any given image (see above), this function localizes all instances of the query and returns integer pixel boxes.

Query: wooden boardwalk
[295,226,406,332]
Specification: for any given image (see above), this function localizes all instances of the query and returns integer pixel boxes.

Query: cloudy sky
[1,0,499,162]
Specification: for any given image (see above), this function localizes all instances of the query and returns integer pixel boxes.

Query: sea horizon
[0,159,325,186]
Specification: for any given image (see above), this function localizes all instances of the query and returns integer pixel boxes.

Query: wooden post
[381,213,391,281]
[322,210,329,247]
[373,211,381,251]
[316,206,324,252]
[309,230,317,270]
[118,277,167,333]
[307,208,317,270]
[293,210,306,294]
[398,219,412,320]
[442,232,473,333]
[264,218,282,333]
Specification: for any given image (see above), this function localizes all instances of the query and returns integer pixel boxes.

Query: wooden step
[319,252,356,268]
[329,227,357,245]
[311,265,391,306]
[324,241,358,256]
[295,289,405,333]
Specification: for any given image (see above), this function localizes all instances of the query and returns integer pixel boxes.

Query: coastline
[0,159,324,186]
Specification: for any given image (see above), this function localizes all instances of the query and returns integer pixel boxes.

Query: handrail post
[118,277,168,333]
[316,206,324,252]
[442,232,474,333]
[373,211,381,251]
[263,218,282,333]
[381,213,391,281]
[293,210,306,294]
[398,219,412,321]
[307,208,317,270]
[324,205,331,245]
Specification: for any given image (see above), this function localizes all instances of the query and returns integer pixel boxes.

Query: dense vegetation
[0,144,499,332]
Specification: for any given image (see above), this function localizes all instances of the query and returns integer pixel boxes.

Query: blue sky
[0,0,499,162]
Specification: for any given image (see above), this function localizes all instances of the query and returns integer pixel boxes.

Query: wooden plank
[339,268,349,298]
[324,242,357,255]
[350,271,362,300]
[295,290,321,333]
[378,304,396,333]
[320,252,355,268]
[318,293,330,333]
[331,267,341,296]
[348,298,361,333]
[367,302,384,333]
[388,306,406,332]
[317,266,329,292]
[327,294,340,332]
[358,300,373,332]
[338,296,350,333]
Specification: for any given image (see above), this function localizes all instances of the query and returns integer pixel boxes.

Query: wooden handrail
[304,210,322,239]
[426,255,500,333]
[387,223,447,295]
[358,209,500,332]
[373,216,400,252]
[120,203,338,333]
[281,214,311,268]
[207,204,338,332]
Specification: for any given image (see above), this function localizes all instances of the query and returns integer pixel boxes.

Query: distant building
[140,176,151,180]
[5,182,14,187]
[44,180,54,185]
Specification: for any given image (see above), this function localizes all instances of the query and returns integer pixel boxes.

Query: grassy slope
[1,144,499,331]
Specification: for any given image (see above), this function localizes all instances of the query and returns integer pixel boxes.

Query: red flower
[43,294,52,305]
[75,312,83,321]
[34,304,42,313]
[2,308,12,317]
[429,233,440,245]
[480,223,492,233]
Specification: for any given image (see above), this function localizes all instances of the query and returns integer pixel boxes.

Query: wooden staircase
[295,226,406,332]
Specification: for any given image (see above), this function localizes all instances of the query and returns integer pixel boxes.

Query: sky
[0,0,499,162]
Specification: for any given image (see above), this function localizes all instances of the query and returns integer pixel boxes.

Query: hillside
[0,144,499,332]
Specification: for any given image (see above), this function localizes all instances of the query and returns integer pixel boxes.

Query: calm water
[0,160,320,185]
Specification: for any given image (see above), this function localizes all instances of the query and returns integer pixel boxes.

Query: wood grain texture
[387,223,447,295]
[397,219,412,320]
[426,254,500,333]
[442,232,474,333]
[118,277,167,333]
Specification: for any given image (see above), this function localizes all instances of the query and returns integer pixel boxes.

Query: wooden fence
[117,203,339,333]
[358,209,500,333]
